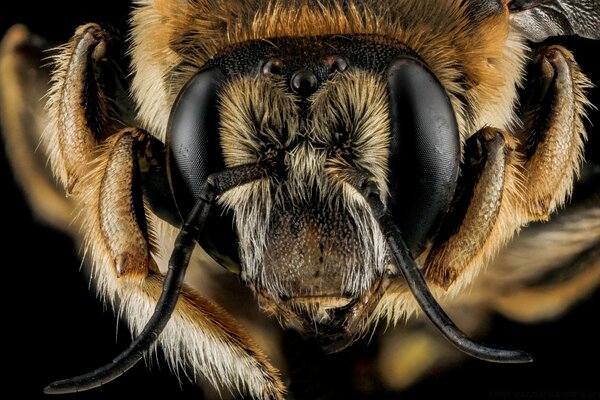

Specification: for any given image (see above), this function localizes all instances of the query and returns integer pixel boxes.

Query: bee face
[223,73,390,344]
[149,3,523,345]
[167,37,396,344]
[4,0,598,397]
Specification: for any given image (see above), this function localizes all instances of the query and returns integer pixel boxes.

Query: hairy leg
[377,45,593,328]
[424,128,520,291]
[518,46,591,220]
[425,45,591,294]
[478,45,599,322]
[44,24,285,399]
[483,202,600,322]
[0,25,74,230]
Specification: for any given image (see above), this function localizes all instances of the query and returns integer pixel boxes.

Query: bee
[1,0,599,398]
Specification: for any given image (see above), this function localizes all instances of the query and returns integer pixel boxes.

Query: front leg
[424,128,520,290]
[424,45,592,292]
[475,46,599,320]
[46,25,285,399]
[518,45,591,220]
[377,41,594,345]
[83,128,157,279]
[0,25,74,230]
[47,23,119,194]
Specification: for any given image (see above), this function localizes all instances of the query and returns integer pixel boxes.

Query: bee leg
[423,44,591,292]
[43,24,285,398]
[481,201,600,322]
[46,23,126,194]
[66,128,285,399]
[0,25,74,230]
[81,129,156,280]
[424,127,519,290]
[517,45,591,221]
[473,46,599,321]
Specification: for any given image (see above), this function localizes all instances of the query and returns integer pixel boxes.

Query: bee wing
[509,0,600,42]
[0,25,74,231]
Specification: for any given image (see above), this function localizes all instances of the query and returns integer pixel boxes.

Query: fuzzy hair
[128,0,529,298]
[218,70,390,297]
[46,24,115,194]
[108,0,591,340]
[42,21,287,397]
[130,0,526,143]
[68,129,286,399]
[6,1,595,396]
[128,0,593,329]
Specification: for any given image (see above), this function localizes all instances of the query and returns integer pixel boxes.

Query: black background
[1,3,599,399]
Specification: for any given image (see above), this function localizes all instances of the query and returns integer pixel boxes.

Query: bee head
[166,35,460,349]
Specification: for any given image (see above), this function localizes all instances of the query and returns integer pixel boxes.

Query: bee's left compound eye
[166,68,240,272]
[386,57,460,256]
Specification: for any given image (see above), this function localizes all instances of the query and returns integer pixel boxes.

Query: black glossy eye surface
[325,55,349,74]
[386,57,460,256]
[167,68,225,215]
[290,69,319,97]
[166,67,240,272]
[261,58,283,76]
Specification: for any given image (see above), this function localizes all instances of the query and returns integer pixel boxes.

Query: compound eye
[166,67,240,273]
[167,68,225,215]
[386,57,460,256]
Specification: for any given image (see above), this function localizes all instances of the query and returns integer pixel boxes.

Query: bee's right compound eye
[166,68,241,273]
[386,57,461,257]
